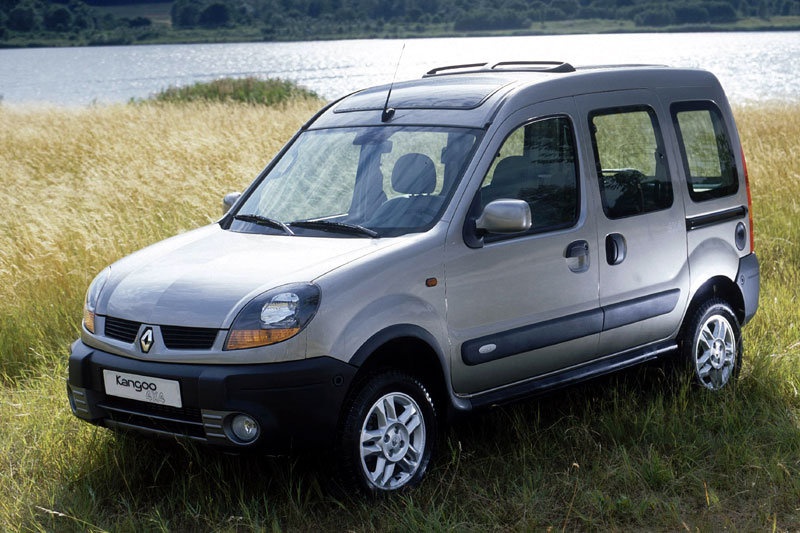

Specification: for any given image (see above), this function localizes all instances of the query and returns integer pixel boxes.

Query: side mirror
[475,199,532,235]
[222,192,242,216]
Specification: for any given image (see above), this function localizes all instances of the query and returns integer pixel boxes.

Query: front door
[446,98,600,395]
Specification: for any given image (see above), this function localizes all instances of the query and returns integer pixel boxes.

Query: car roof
[309,62,722,130]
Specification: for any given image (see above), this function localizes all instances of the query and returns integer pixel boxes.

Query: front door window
[480,116,579,235]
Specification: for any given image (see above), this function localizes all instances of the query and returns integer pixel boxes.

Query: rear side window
[590,106,673,219]
[672,102,738,202]
[481,115,579,234]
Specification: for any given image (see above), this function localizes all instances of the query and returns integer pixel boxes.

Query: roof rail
[424,61,575,77]
[424,62,490,76]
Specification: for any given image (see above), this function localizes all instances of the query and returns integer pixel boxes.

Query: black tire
[681,298,742,391]
[337,371,437,496]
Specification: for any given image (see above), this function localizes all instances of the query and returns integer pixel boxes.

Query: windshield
[231,125,481,237]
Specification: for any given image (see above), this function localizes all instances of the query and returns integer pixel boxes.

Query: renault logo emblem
[139,327,154,353]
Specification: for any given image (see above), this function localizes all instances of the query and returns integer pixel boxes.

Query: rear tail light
[741,147,755,252]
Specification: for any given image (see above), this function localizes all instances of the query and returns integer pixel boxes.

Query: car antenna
[382,43,405,122]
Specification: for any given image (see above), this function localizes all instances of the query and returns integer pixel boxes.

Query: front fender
[328,293,447,362]
[349,323,445,368]
[306,292,473,413]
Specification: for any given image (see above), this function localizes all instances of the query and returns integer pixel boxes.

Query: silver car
[67,61,759,495]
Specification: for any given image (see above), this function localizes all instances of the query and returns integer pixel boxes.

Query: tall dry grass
[737,105,800,364]
[0,100,319,380]
[0,101,798,531]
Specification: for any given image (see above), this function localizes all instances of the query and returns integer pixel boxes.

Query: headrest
[392,153,436,195]
[492,156,529,187]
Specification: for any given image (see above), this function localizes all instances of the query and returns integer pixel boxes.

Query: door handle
[605,233,627,265]
[565,240,590,273]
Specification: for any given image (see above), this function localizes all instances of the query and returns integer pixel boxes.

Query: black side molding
[603,289,680,331]
[461,289,680,366]
[686,205,747,231]
[468,340,677,408]
[462,309,603,366]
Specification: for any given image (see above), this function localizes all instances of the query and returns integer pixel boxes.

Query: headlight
[225,283,320,350]
[83,267,111,334]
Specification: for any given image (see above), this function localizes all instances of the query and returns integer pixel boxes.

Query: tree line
[1,0,799,45]
[0,0,159,43]
[170,0,800,31]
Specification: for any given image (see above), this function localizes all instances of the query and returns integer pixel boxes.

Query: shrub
[454,9,530,31]
[634,7,675,27]
[199,2,230,28]
[8,5,37,32]
[578,6,617,19]
[43,5,72,32]
[550,0,580,17]
[146,77,319,106]
[674,4,709,24]
[707,2,738,23]
[171,0,202,28]
[126,16,152,28]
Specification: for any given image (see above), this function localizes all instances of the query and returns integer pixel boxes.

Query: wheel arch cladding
[349,324,450,417]
[688,275,745,327]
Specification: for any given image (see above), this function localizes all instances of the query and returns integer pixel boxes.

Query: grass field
[0,100,798,531]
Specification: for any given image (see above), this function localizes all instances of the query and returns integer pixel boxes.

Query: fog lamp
[229,414,260,443]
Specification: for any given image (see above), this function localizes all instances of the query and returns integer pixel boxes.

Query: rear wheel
[338,371,437,495]
[682,299,742,391]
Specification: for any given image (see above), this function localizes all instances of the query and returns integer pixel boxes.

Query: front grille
[161,325,219,350]
[103,396,202,421]
[104,316,141,343]
[98,397,205,439]
[102,317,218,350]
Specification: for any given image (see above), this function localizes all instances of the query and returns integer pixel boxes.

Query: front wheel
[337,371,437,495]
[681,299,742,391]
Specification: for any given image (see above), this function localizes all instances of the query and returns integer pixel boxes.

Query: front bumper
[67,340,357,452]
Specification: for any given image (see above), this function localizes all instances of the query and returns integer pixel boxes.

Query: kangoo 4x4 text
[68,61,759,494]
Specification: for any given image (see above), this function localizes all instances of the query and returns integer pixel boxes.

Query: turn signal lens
[83,267,110,334]
[83,308,96,334]
[225,328,300,350]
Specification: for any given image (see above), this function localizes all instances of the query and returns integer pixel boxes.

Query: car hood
[97,224,398,328]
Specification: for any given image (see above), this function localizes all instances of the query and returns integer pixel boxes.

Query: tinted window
[672,102,738,202]
[590,107,673,219]
[480,116,579,233]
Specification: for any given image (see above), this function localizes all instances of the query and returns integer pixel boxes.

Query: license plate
[103,370,182,408]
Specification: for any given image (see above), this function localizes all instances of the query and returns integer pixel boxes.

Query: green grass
[144,77,319,105]
[1,101,799,530]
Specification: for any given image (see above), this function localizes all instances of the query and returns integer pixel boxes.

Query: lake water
[1,32,798,106]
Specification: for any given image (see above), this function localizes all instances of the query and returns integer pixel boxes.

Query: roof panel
[334,76,515,112]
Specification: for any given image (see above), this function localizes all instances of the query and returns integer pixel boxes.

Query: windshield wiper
[233,214,294,235]
[290,220,379,238]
